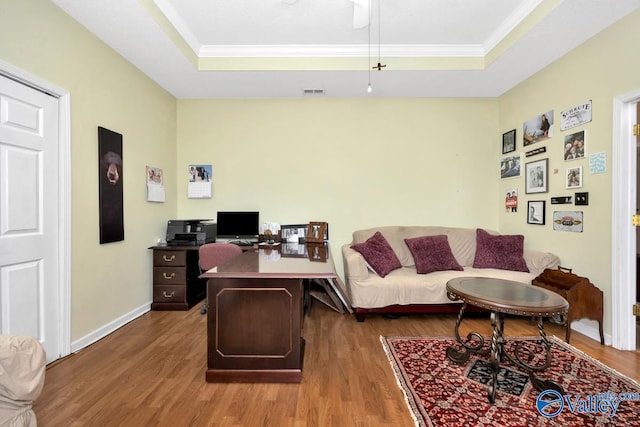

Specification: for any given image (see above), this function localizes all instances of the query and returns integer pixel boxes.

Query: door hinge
[633,214,640,226]
[634,124,640,137]
[634,303,640,317]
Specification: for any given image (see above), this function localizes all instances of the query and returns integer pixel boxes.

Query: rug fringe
[379,336,425,427]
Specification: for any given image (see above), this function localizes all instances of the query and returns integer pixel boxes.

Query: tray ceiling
[51,0,640,98]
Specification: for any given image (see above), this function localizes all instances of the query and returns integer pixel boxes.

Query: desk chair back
[198,243,243,272]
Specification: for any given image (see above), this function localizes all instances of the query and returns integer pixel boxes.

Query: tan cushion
[0,335,46,427]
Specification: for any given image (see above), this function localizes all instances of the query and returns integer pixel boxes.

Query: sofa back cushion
[405,235,464,274]
[472,228,529,272]
[351,231,402,277]
[352,226,482,268]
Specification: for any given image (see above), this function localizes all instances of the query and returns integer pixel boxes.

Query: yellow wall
[177,98,500,276]
[0,0,178,341]
[498,9,640,333]
[2,0,639,346]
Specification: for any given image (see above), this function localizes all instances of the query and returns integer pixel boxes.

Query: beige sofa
[342,226,560,321]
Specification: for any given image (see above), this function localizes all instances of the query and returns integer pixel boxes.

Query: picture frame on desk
[281,223,329,243]
[306,222,328,244]
[281,224,308,243]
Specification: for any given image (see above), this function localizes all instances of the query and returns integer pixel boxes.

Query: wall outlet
[575,192,589,205]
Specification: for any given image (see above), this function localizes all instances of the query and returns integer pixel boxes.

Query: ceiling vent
[302,88,325,96]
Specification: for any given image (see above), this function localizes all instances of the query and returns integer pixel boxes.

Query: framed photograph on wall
[525,158,548,194]
[563,130,585,160]
[502,129,516,154]
[527,200,545,225]
[523,111,554,146]
[566,166,583,189]
[500,153,521,179]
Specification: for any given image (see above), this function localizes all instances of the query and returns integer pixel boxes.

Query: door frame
[0,59,71,361]
[611,88,640,351]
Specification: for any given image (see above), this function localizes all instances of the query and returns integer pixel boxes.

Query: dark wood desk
[200,243,342,383]
[149,245,205,310]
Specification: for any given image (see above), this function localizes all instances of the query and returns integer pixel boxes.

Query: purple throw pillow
[405,235,463,274]
[351,232,401,278]
[472,229,529,272]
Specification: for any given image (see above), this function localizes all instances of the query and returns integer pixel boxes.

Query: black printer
[166,219,216,246]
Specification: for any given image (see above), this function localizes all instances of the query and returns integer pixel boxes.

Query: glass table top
[446,277,568,315]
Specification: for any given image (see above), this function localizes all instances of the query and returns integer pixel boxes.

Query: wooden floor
[34,302,640,427]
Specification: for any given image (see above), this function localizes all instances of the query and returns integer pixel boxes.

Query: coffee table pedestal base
[446,303,564,403]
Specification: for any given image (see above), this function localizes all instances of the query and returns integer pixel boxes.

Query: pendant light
[366,0,385,93]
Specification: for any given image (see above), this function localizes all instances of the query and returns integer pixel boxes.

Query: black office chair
[198,243,243,315]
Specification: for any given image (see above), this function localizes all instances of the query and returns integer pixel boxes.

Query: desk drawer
[153,250,187,267]
[154,267,187,284]
[153,284,186,304]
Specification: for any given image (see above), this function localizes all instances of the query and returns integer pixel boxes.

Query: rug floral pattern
[381,336,640,427]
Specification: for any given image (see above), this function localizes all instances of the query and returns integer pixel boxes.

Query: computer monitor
[216,211,259,242]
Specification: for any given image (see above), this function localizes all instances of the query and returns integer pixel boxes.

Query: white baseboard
[571,319,609,345]
[71,302,151,353]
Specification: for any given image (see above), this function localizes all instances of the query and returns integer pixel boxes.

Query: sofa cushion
[473,228,529,272]
[351,231,401,277]
[405,235,463,274]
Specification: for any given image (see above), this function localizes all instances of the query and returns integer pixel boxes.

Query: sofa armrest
[524,250,560,276]
[342,244,370,282]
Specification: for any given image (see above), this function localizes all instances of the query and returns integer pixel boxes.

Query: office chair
[198,243,243,315]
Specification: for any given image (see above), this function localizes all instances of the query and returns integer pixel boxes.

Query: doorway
[0,60,71,363]
[636,101,639,351]
[612,90,640,351]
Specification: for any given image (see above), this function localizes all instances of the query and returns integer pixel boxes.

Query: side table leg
[527,317,565,395]
[446,303,489,364]
[487,311,503,403]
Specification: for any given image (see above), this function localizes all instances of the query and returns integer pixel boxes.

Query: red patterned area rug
[381,336,640,427]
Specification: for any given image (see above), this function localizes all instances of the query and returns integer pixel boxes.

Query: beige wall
[2,0,638,347]
[498,9,640,334]
[177,98,500,276]
[0,0,178,341]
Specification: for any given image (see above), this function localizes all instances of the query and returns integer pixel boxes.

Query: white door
[0,75,60,363]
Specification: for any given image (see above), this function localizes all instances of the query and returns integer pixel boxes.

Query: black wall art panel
[98,126,124,244]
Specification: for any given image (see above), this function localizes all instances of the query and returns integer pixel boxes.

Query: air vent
[302,88,325,96]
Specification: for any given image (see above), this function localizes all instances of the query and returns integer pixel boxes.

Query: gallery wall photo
[98,126,124,244]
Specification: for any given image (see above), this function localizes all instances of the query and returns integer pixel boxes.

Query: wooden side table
[532,267,604,345]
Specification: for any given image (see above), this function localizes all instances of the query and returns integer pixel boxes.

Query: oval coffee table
[446,277,569,403]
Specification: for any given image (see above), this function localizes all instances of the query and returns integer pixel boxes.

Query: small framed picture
[280,224,307,243]
[566,166,583,189]
[563,130,585,160]
[527,200,545,225]
[502,129,516,154]
[525,158,548,194]
[306,221,328,244]
[500,153,521,179]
